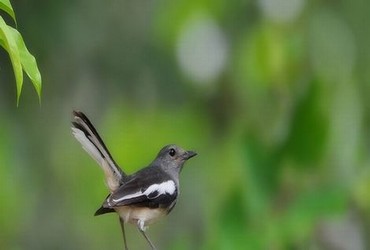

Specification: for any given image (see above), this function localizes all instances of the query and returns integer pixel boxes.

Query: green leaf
[218,187,255,249]
[0,36,4,47]
[0,16,23,105]
[8,26,42,100]
[283,80,328,167]
[280,186,347,243]
[0,0,17,24]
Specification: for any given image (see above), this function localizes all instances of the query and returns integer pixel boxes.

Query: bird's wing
[105,170,177,208]
[71,111,125,191]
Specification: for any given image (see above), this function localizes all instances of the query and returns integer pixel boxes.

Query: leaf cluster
[0,0,41,105]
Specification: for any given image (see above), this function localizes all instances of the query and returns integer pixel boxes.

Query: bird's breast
[115,206,167,227]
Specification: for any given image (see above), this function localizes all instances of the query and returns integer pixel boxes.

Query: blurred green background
[1,0,370,249]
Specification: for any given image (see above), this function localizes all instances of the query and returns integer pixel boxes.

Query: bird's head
[154,144,197,173]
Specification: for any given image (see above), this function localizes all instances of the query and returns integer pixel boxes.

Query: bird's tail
[72,110,125,192]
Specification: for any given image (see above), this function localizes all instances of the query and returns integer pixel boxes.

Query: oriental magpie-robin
[71,111,197,250]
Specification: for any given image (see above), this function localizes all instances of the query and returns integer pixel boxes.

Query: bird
[71,110,197,250]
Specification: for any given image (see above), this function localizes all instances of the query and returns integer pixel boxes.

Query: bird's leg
[119,217,129,250]
[137,220,157,250]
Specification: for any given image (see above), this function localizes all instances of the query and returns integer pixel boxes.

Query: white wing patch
[112,180,176,203]
[144,180,176,197]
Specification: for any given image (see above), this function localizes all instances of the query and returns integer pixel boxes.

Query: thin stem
[119,217,129,250]
[138,227,157,250]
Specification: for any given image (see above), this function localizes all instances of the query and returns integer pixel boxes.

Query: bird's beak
[183,150,197,160]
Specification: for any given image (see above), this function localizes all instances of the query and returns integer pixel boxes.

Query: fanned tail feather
[72,110,125,191]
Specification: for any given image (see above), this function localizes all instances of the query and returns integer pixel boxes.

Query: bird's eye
[169,148,176,157]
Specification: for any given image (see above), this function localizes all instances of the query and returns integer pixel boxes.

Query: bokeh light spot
[176,14,228,85]
[258,0,306,23]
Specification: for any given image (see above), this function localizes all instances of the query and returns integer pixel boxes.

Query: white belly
[115,206,166,228]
